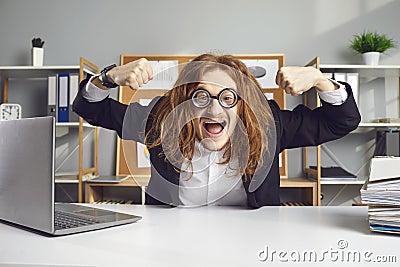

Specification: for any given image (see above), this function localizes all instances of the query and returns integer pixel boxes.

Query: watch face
[0,103,22,121]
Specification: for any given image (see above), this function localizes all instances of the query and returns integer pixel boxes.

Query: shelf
[280,178,317,206]
[320,64,400,69]
[0,65,81,70]
[56,122,96,128]
[320,64,400,78]
[0,66,80,78]
[85,175,150,204]
[281,202,312,206]
[1,58,99,203]
[0,65,96,78]
[86,175,150,187]
[358,122,400,128]
[320,177,366,185]
[55,174,93,184]
[351,123,400,133]
[305,57,400,205]
[280,178,316,188]
[304,166,366,185]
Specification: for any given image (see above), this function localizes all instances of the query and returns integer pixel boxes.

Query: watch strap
[100,64,118,88]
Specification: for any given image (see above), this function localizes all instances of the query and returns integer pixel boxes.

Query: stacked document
[361,179,400,205]
[367,206,400,234]
[360,157,400,234]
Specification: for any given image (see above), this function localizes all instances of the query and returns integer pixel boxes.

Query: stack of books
[360,157,400,234]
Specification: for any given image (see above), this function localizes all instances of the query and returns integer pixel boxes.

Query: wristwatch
[99,64,118,88]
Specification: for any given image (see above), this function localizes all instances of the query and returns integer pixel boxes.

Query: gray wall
[1,0,400,177]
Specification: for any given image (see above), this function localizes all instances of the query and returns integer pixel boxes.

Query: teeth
[204,121,227,128]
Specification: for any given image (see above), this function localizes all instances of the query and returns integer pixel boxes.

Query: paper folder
[57,73,69,122]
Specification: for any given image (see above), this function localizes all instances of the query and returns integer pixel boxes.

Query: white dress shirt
[178,140,247,206]
[82,76,348,206]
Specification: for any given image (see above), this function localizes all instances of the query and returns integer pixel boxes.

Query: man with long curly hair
[73,54,360,208]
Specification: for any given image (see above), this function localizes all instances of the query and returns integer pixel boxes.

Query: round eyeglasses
[191,88,241,109]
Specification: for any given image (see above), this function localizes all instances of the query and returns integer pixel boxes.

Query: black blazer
[73,79,360,208]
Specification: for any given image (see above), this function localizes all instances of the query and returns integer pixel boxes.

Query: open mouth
[201,119,227,136]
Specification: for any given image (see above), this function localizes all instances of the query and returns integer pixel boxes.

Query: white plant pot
[32,47,44,66]
[362,52,380,65]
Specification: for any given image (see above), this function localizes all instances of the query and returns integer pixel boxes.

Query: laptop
[0,116,141,236]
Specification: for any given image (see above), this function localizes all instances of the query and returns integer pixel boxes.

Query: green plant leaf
[349,31,397,54]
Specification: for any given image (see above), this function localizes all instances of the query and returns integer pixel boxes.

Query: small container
[32,47,44,66]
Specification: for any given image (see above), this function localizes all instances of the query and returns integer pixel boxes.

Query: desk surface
[1,205,399,266]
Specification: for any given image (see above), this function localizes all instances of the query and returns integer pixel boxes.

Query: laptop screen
[0,116,55,233]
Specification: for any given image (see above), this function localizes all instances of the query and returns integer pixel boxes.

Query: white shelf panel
[55,177,91,184]
[0,65,80,70]
[320,64,400,69]
[320,64,400,78]
[0,66,81,78]
[55,174,94,184]
[358,122,400,128]
[321,177,367,185]
[56,122,96,128]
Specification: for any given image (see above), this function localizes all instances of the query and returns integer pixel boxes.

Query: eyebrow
[198,81,236,88]
[196,82,237,91]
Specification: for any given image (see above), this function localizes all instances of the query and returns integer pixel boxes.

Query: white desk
[1,205,399,266]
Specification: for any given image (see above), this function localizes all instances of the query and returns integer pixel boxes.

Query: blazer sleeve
[72,77,161,143]
[272,82,361,152]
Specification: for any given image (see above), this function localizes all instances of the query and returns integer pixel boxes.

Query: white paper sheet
[137,143,151,168]
[264,92,274,100]
[136,99,152,168]
[242,59,279,88]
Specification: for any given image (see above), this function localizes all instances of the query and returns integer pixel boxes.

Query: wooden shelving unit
[0,57,99,203]
[304,57,400,206]
[77,58,99,202]
[85,175,150,204]
[280,178,317,205]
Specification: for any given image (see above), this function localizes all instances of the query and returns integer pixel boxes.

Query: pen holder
[32,47,44,66]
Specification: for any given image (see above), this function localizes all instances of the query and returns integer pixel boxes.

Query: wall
[1,0,399,178]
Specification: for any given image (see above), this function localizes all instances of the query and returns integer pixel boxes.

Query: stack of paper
[360,157,400,234]
[367,206,400,234]
[361,182,400,205]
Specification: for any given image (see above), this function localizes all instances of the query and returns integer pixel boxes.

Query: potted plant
[349,31,397,65]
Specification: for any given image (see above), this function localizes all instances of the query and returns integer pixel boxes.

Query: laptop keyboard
[55,210,101,230]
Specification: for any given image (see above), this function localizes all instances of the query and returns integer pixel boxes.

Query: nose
[207,98,224,115]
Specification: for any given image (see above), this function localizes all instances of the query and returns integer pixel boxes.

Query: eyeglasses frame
[191,88,241,109]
